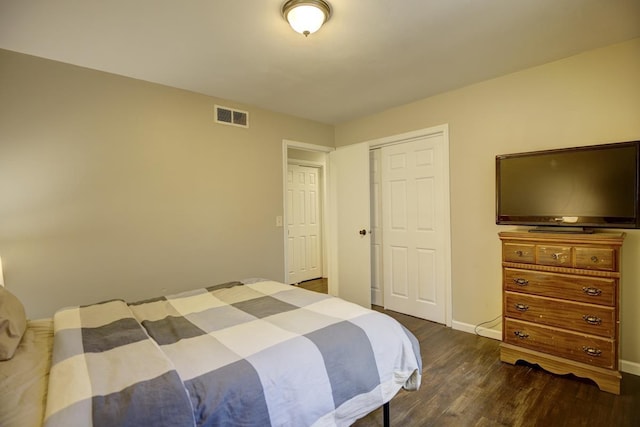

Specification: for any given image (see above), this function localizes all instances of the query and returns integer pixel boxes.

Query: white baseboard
[451,319,639,376]
[620,359,640,376]
[451,320,502,341]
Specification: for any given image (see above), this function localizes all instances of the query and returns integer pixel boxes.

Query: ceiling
[1,0,639,124]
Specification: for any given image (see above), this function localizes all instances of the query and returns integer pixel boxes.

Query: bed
[0,279,422,427]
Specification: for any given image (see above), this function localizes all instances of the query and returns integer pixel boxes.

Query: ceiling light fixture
[282,0,332,37]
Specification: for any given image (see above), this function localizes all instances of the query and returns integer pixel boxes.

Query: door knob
[359,229,367,236]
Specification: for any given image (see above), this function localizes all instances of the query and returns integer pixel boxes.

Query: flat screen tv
[496,141,640,231]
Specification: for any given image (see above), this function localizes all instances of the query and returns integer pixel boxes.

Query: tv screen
[496,141,640,230]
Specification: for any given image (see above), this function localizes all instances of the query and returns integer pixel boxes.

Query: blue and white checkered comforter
[44,280,422,426]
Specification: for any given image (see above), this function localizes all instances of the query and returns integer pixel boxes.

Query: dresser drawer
[504,292,615,337]
[536,245,572,267]
[503,243,535,263]
[504,319,615,369]
[575,247,615,271]
[504,268,616,306]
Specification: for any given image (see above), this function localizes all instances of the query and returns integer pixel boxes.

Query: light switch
[276,216,283,227]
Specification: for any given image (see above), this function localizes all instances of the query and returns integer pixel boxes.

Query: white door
[382,133,449,323]
[370,149,384,305]
[287,165,322,284]
[328,142,371,308]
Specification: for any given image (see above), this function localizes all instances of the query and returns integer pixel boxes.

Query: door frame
[365,124,452,327]
[282,140,334,285]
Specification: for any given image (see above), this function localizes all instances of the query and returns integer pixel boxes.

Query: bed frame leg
[383,402,390,427]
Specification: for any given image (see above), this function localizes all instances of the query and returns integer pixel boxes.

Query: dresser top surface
[499,230,625,245]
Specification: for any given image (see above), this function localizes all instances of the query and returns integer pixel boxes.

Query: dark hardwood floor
[297,278,640,426]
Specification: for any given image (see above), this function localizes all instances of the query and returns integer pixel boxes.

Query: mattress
[1,280,422,427]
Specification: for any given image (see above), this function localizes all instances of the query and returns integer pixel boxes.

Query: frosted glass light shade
[287,5,325,35]
[282,0,331,37]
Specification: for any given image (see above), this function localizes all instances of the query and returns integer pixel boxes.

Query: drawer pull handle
[582,346,602,357]
[513,331,529,339]
[550,252,566,261]
[582,287,602,296]
[583,315,602,325]
[591,255,598,263]
[514,303,529,312]
[515,250,524,257]
[513,278,529,286]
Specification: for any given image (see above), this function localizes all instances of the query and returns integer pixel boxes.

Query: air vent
[215,105,249,128]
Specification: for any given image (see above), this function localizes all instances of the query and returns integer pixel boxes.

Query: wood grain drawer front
[504,292,615,337]
[536,245,572,267]
[503,243,535,263]
[575,247,615,271]
[504,319,615,369]
[504,268,616,306]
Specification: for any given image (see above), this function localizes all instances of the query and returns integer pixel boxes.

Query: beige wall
[288,148,327,163]
[335,39,640,366]
[0,49,333,318]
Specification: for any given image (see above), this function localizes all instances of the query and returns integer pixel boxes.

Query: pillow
[0,287,27,360]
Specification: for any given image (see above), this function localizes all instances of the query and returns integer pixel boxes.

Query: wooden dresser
[498,231,625,394]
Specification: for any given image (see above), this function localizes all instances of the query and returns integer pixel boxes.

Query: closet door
[382,133,447,323]
[370,149,384,305]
